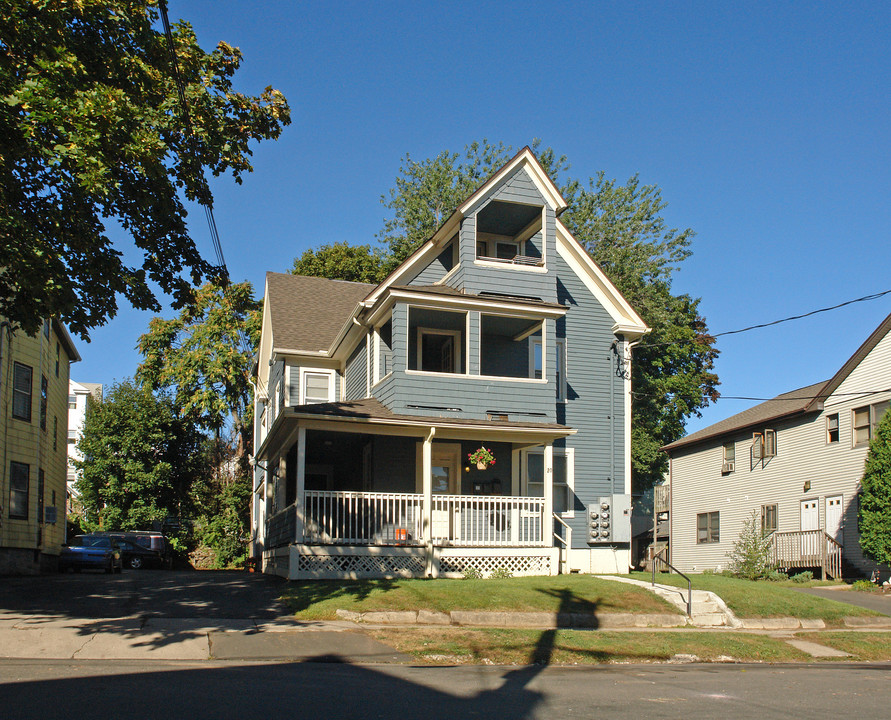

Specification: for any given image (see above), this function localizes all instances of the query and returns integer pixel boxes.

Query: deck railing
[301,490,546,547]
[771,529,843,579]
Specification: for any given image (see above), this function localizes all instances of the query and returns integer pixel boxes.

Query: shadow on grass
[282,579,400,612]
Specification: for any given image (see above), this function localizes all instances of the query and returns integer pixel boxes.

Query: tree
[859,409,891,566]
[0,0,290,340]
[136,281,260,441]
[291,242,388,284]
[136,281,260,566]
[75,379,206,531]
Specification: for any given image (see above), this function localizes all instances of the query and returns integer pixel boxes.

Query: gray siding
[553,252,627,548]
[408,241,455,286]
[344,339,368,400]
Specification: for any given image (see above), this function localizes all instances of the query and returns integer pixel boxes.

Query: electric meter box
[586,493,631,544]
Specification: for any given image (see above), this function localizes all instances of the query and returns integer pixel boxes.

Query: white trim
[416,327,463,374]
[299,367,336,405]
[472,259,548,274]
[523,446,575,518]
[404,369,547,384]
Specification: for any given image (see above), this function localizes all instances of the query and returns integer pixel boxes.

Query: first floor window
[697,511,719,543]
[9,462,29,519]
[526,449,574,516]
[761,504,778,534]
[12,362,32,421]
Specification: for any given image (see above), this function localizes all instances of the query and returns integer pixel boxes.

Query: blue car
[59,535,123,574]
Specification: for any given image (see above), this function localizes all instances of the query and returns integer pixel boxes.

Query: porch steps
[597,576,743,628]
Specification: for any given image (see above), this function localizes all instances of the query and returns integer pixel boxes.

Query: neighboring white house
[664,312,891,579]
[67,380,102,507]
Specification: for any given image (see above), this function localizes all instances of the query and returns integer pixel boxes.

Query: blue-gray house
[252,148,648,579]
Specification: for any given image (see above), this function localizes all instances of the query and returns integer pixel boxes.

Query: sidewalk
[0,612,413,663]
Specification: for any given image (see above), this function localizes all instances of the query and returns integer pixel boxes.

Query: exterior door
[826,495,843,545]
[800,499,819,558]
[431,447,459,541]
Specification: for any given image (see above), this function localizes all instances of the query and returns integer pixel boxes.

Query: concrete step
[691,613,728,627]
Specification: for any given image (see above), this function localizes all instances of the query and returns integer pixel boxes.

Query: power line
[638,288,891,350]
[632,388,891,403]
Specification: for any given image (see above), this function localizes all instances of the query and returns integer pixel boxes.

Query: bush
[490,567,513,579]
[765,570,788,582]
[728,510,775,580]
[462,567,483,580]
[852,579,875,592]
[791,571,814,583]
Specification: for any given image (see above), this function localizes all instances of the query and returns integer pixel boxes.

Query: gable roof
[663,310,891,453]
[265,272,375,353]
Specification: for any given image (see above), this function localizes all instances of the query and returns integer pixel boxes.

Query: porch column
[422,428,435,576]
[295,427,306,543]
[543,443,554,545]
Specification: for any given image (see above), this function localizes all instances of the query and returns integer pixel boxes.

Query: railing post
[422,429,435,576]
[295,427,306,543]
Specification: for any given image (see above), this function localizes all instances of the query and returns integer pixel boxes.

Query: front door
[801,499,819,558]
[826,495,843,545]
[431,447,459,541]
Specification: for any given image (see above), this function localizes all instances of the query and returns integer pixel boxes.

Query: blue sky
[77,0,891,436]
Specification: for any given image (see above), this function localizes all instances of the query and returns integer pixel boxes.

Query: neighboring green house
[252,148,648,579]
[1,319,80,574]
[664,311,891,579]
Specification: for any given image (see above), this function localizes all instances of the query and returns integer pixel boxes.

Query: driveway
[794,586,891,615]
[0,569,289,621]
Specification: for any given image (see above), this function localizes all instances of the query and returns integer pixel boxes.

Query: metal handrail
[552,513,572,575]
[651,548,693,617]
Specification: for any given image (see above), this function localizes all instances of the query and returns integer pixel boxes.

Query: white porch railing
[302,491,546,547]
[304,490,423,545]
[430,494,545,546]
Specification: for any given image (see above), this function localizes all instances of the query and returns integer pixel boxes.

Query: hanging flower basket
[468,446,495,470]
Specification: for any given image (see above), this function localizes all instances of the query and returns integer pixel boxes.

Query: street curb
[335,609,688,629]
[843,616,891,628]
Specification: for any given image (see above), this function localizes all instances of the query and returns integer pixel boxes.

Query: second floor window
[12,362,32,421]
[40,375,48,430]
[826,414,840,443]
[853,401,889,446]
[301,370,334,404]
[531,339,566,399]
[419,329,460,373]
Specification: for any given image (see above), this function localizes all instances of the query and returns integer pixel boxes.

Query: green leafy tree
[136,282,260,566]
[727,510,775,580]
[292,242,388,284]
[75,379,207,531]
[859,408,891,566]
[362,140,717,492]
[136,281,260,441]
[0,0,290,339]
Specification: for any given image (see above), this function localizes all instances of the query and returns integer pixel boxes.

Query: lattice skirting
[288,544,558,580]
[437,549,554,578]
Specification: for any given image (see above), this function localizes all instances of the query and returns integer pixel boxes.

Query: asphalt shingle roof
[266,272,374,353]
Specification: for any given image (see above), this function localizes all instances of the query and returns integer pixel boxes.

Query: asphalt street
[1,658,891,720]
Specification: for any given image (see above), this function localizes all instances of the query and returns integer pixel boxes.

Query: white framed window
[697,511,720,543]
[530,338,565,399]
[300,368,335,405]
[524,447,575,517]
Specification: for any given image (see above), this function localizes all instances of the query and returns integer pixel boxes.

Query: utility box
[587,493,632,544]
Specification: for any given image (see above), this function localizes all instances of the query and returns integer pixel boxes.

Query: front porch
[254,405,574,579]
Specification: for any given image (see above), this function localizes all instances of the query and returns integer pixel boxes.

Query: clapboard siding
[344,340,367,400]
[670,327,891,575]
[408,242,455,286]
[552,252,627,548]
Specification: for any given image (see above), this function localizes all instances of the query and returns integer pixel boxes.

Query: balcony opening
[476,200,544,266]
[480,315,541,378]
[408,307,466,374]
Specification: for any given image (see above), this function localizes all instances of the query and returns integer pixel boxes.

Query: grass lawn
[796,631,891,661]
[366,627,811,665]
[280,575,676,620]
[628,572,881,624]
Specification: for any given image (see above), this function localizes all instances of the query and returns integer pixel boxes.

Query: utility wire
[638,288,891,350]
[632,388,891,403]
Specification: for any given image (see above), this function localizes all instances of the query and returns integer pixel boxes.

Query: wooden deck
[771,529,843,579]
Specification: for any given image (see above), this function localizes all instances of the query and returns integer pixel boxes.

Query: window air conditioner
[721,462,735,474]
